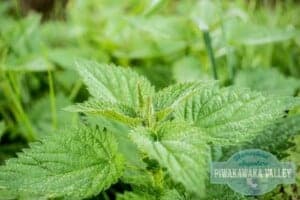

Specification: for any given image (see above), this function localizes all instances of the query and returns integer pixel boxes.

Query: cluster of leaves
[0,62,299,199]
[0,0,300,199]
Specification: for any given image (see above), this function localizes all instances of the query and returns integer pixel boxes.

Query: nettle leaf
[81,116,152,188]
[206,185,249,200]
[117,191,156,200]
[30,93,78,137]
[175,86,299,144]
[226,20,297,45]
[131,122,210,197]
[116,189,185,200]
[0,127,124,199]
[65,99,142,126]
[160,189,186,200]
[4,55,54,72]
[235,68,300,96]
[244,114,300,159]
[76,60,155,108]
[122,165,155,189]
[154,82,216,121]
[172,56,211,83]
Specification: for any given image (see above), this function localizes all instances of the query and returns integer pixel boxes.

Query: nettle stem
[203,31,218,80]
[219,0,235,84]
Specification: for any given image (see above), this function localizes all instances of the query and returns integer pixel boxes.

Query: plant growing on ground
[0,60,299,199]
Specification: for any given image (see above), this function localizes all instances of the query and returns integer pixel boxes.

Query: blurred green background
[0,0,300,199]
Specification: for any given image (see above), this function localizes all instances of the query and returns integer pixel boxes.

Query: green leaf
[172,56,211,83]
[0,188,17,200]
[135,64,173,89]
[76,60,155,108]
[117,191,156,200]
[226,20,297,45]
[4,56,54,72]
[110,16,190,59]
[244,114,300,159]
[191,0,220,31]
[48,48,81,70]
[206,185,249,200]
[116,189,185,200]
[82,116,150,187]
[29,93,78,137]
[161,189,186,200]
[175,86,299,144]
[122,166,155,189]
[65,99,142,126]
[235,68,300,96]
[287,135,300,186]
[131,122,210,197]
[240,27,297,45]
[154,82,216,121]
[143,0,166,16]
[0,127,124,199]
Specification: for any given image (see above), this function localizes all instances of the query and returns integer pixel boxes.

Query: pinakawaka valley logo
[211,149,296,195]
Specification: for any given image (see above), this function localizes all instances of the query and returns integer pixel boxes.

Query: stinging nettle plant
[0,60,299,199]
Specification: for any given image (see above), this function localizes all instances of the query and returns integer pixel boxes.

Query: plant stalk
[203,31,218,80]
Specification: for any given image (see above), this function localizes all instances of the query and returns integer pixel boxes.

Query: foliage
[0,0,300,199]
[0,61,299,199]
